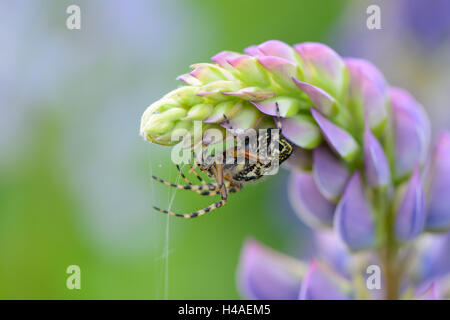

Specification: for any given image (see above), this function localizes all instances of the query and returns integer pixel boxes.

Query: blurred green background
[3,0,448,300]
[0,0,346,299]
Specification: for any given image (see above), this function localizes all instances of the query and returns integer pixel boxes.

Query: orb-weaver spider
[152,103,293,218]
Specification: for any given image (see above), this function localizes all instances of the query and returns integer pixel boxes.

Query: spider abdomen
[227,136,293,182]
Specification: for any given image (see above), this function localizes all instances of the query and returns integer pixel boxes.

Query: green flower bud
[190,63,233,84]
[163,86,203,106]
[183,103,214,121]
[142,107,186,134]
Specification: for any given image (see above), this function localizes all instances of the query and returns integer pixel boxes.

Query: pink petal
[293,77,338,117]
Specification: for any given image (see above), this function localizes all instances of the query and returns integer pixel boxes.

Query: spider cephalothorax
[152,103,293,218]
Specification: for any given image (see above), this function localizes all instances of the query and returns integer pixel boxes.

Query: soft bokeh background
[1,0,448,299]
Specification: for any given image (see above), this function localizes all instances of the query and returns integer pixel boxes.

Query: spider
[152,103,293,218]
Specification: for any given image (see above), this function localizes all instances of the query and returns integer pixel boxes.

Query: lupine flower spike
[141,40,450,299]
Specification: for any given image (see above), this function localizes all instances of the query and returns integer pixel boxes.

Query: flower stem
[381,200,399,300]
[373,188,399,299]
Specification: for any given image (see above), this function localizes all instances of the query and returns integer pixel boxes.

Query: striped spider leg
[152,163,239,218]
[175,164,240,196]
[152,134,243,218]
[263,102,282,162]
[188,106,267,174]
[151,114,250,218]
[151,103,289,218]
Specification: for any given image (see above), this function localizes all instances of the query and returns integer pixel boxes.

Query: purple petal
[345,58,388,134]
[244,45,264,57]
[280,115,322,149]
[294,42,347,99]
[315,231,351,278]
[227,55,270,87]
[288,171,335,228]
[237,239,303,300]
[257,40,299,63]
[334,172,376,251]
[196,80,241,102]
[415,283,441,300]
[257,56,301,90]
[292,78,338,117]
[222,87,275,100]
[395,167,426,242]
[418,233,450,283]
[426,131,450,231]
[313,145,350,201]
[211,51,240,69]
[299,260,351,300]
[249,100,277,116]
[177,74,202,86]
[364,127,391,187]
[203,101,243,123]
[390,88,429,127]
[190,63,231,83]
[391,87,431,180]
[311,108,359,162]
[249,97,302,117]
[346,58,387,95]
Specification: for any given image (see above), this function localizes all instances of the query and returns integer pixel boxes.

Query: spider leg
[151,175,217,191]
[190,139,208,171]
[158,164,233,196]
[189,142,219,174]
[184,160,209,185]
[196,184,240,196]
[193,170,234,196]
[189,147,209,174]
[153,163,228,218]
[190,151,200,173]
[232,148,261,163]
[224,172,243,187]
[176,164,192,185]
[197,172,241,196]
[153,197,226,218]
[190,141,212,173]
[242,147,275,167]
[222,114,233,131]
[190,139,203,153]
[253,114,265,129]
[274,102,282,133]
[191,168,208,185]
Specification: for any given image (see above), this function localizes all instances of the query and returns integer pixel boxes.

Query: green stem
[379,193,399,300]
[372,187,399,299]
[376,107,400,300]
